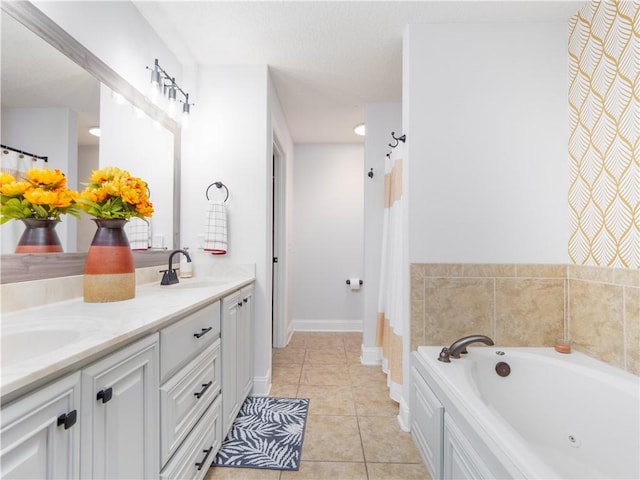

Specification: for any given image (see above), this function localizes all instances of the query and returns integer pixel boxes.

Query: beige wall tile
[615,268,640,288]
[424,278,494,345]
[421,264,464,277]
[568,265,616,283]
[495,278,564,346]
[624,286,640,375]
[516,264,567,278]
[463,264,516,277]
[569,279,625,368]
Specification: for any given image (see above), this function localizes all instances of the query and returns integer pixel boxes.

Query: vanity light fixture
[354,123,365,136]
[146,58,193,125]
[88,127,101,137]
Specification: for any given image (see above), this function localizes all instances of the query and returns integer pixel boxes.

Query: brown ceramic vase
[15,218,63,253]
[83,218,135,302]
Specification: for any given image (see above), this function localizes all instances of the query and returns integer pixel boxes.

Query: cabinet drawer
[160,301,220,381]
[160,340,221,465]
[160,395,222,480]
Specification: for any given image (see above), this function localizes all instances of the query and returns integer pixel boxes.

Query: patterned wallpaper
[568,0,639,269]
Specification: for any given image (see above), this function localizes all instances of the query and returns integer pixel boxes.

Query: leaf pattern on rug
[213,397,310,471]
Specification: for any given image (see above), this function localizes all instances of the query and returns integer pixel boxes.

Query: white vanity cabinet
[159,300,222,476]
[0,372,81,479]
[221,285,254,436]
[80,334,159,479]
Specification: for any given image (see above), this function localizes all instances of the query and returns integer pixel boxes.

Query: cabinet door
[221,293,240,436]
[1,372,81,479]
[238,286,253,400]
[81,334,159,479]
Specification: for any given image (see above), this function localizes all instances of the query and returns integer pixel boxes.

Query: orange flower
[79,166,153,220]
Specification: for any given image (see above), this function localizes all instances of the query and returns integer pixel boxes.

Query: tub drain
[567,435,582,448]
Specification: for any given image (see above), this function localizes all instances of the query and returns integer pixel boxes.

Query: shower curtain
[376,144,404,403]
[1,149,47,253]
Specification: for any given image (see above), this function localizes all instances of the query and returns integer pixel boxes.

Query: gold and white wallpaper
[568,0,639,269]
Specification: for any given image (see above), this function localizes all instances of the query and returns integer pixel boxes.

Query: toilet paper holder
[346,279,363,286]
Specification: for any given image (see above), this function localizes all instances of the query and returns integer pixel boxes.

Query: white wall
[362,103,402,356]
[292,144,364,331]
[1,107,78,252]
[181,65,274,394]
[404,22,569,264]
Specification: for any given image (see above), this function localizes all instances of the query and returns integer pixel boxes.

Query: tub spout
[438,334,494,362]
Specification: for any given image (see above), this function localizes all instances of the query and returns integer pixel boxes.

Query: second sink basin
[1,328,82,366]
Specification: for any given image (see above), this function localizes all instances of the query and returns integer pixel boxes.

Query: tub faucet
[437,334,495,363]
[160,249,192,285]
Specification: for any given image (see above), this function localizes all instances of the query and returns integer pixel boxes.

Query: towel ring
[206,182,229,203]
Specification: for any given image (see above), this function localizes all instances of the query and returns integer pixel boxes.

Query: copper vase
[83,219,135,302]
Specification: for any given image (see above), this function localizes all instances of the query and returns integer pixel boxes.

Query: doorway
[272,139,287,348]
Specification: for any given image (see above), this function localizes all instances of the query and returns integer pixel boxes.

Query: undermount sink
[1,328,82,365]
[163,279,228,290]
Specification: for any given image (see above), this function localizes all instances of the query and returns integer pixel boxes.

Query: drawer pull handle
[195,446,214,471]
[194,381,213,399]
[96,387,113,403]
[57,410,77,430]
[193,327,213,339]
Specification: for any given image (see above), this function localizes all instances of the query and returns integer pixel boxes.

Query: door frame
[271,137,287,348]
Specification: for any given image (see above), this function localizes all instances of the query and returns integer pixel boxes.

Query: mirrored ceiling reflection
[1,11,100,147]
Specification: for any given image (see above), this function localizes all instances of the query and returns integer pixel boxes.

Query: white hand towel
[203,201,227,254]
[125,217,150,250]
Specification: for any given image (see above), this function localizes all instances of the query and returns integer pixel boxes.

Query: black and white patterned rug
[212,396,310,471]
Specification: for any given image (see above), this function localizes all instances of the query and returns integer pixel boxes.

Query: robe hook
[388,131,407,148]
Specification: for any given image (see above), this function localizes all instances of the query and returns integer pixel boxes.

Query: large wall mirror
[0,3,180,283]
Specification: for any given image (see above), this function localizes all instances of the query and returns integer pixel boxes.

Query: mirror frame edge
[1,1,181,284]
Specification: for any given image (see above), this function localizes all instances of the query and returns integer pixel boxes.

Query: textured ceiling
[133,0,585,143]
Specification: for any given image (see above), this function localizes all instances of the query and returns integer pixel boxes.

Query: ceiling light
[354,123,365,136]
[88,127,101,137]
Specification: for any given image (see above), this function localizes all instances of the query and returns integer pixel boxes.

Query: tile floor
[205,332,430,480]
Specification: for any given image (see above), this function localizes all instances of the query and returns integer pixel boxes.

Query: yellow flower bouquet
[78,166,153,220]
[0,168,80,224]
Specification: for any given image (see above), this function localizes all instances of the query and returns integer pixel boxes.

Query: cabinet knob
[57,409,77,430]
[243,298,248,303]
[237,301,243,307]
[96,387,113,403]
[195,446,214,471]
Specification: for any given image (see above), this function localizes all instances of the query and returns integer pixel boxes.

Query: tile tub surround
[411,264,640,375]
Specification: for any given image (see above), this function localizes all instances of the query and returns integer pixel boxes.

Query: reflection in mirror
[0,7,176,257]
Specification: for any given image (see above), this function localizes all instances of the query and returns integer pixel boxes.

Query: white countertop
[0,271,255,403]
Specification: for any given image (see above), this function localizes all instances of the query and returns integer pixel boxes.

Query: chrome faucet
[160,249,192,285]
[437,334,495,363]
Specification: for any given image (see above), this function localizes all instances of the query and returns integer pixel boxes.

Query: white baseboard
[397,396,410,432]
[293,319,363,332]
[360,345,382,365]
[251,370,271,397]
